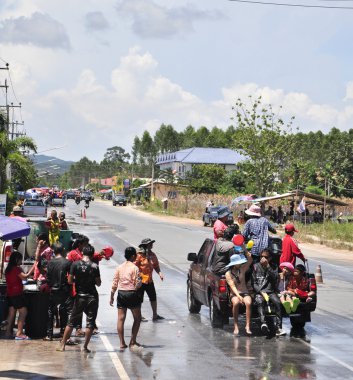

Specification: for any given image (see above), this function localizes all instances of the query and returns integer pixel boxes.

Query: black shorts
[7,294,26,309]
[68,295,98,329]
[117,290,141,310]
[140,282,157,302]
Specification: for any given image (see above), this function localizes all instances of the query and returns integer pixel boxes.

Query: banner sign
[123,179,130,189]
[0,194,7,216]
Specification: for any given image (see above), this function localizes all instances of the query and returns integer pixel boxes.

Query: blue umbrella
[0,215,31,241]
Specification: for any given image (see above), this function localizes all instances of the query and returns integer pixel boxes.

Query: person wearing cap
[212,225,239,276]
[278,262,295,314]
[280,224,306,267]
[242,204,277,262]
[286,264,315,311]
[252,249,286,336]
[225,250,253,336]
[213,207,231,240]
[134,238,164,321]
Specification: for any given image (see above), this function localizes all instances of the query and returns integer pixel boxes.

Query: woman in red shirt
[5,251,34,339]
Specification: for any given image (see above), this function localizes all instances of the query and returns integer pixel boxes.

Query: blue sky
[0,0,353,161]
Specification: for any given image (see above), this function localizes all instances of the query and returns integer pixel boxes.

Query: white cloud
[116,0,225,38]
[0,12,71,50]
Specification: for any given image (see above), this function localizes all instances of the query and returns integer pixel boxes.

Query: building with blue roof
[156,147,244,178]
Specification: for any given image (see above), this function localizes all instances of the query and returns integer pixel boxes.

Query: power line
[228,0,353,9]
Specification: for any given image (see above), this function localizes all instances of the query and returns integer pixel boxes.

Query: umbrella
[231,195,257,206]
[0,215,31,241]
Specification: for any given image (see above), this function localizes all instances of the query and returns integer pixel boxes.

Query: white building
[156,147,244,177]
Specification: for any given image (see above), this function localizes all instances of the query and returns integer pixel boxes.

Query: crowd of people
[211,202,312,337]
[4,214,164,351]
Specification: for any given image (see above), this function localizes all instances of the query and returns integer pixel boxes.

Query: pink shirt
[213,220,228,240]
[34,246,54,281]
[111,262,141,292]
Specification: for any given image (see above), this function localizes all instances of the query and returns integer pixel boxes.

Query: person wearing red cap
[280,224,306,266]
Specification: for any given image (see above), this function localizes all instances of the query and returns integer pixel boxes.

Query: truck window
[197,239,214,266]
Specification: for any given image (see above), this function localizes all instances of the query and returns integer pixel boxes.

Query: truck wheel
[209,295,223,328]
[290,318,305,329]
[187,281,201,313]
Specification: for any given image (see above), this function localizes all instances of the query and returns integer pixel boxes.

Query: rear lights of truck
[310,277,317,291]
[219,278,227,293]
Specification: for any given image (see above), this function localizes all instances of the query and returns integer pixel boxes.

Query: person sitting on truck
[5,251,34,340]
[286,264,315,312]
[278,262,296,314]
[225,250,253,336]
[46,210,61,246]
[213,207,231,240]
[59,212,68,230]
[212,225,239,276]
[252,249,286,336]
[242,205,277,263]
[280,224,306,267]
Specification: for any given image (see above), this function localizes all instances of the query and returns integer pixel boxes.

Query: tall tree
[232,96,295,196]
[154,124,181,153]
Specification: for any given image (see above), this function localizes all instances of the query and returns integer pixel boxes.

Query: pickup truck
[112,194,127,206]
[187,238,317,331]
[22,199,47,217]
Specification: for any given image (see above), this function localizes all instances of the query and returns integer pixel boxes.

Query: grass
[142,199,353,251]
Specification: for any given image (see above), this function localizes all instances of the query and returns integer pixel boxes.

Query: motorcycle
[84,199,90,209]
[75,196,81,205]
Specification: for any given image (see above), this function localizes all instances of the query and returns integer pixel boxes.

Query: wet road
[2,199,353,380]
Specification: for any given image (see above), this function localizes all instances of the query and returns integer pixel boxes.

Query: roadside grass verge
[142,199,353,250]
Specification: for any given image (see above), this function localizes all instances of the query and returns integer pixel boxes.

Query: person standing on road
[280,224,306,267]
[58,244,101,353]
[134,238,164,322]
[251,249,286,336]
[66,235,89,337]
[110,246,142,349]
[5,251,34,340]
[44,242,73,341]
[242,204,277,262]
[213,207,231,240]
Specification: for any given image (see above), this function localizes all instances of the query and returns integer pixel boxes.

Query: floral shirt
[134,250,160,284]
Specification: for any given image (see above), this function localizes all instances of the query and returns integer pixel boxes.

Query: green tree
[0,132,37,193]
[186,164,227,194]
[232,96,295,196]
[154,124,181,153]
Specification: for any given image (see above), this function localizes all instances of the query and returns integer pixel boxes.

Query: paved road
[1,199,353,380]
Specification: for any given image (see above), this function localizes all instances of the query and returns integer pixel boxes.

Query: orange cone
[83,208,86,219]
[315,265,323,284]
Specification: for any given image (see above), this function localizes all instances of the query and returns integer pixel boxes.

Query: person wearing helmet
[134,238,164,322]
[280,224,306,266]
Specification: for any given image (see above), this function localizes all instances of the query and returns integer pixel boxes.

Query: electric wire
[228,0,353,9]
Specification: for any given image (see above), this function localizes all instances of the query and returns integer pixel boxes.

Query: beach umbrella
[0,215,31,241]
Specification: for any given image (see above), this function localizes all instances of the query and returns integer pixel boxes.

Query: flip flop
[15,335,30,340]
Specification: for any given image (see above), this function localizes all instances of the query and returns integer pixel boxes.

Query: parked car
[112,194,127,206]
[202,206,234,226]
[22,199,47,217]
[187,238,317,330]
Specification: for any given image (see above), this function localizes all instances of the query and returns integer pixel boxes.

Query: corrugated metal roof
[156,147,244,165]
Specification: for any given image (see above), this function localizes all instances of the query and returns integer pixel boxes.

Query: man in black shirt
[45,242,72,341]
[58,244,101,352]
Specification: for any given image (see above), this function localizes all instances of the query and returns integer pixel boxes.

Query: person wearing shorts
[134,238,164,322]
[58,245,101,353]
[5,251,34,340]
[110,246,142,349]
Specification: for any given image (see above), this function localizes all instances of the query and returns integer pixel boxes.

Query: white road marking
[96,321,130,380]
[300,340,353,373]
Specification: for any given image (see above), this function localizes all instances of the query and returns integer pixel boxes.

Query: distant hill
[31,154,75,176]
